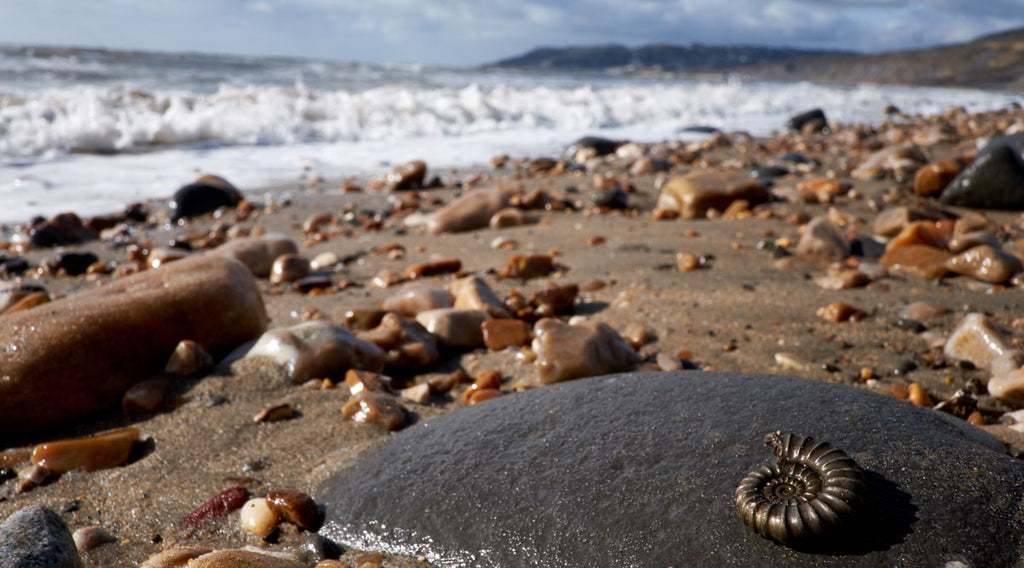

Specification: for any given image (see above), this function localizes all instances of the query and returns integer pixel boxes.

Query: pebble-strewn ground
[3,103,1024,567]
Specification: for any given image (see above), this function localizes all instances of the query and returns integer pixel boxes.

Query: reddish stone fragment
[183,486,250,528]
[267,490,322,531]
[482,319,531,350]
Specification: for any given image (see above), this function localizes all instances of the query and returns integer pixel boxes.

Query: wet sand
[2,106,1024,567]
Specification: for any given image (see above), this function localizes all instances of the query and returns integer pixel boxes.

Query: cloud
[0,0,1021,65]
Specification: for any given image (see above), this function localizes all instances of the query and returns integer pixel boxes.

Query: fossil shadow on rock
[316,371,1024,568]
[787,470,917,556]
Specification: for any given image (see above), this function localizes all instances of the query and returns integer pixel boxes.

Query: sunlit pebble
[908,383,934,407]
[73,525,116,553]
[399,383,431,404]
[774,352,811,372]
[165,339,213,375]
[240,497,279,537]
[491,236,517,250]
[253,404,296,423]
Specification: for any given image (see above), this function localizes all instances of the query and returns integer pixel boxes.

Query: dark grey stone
[169,182,242,221]
[939,133,1024,210]
[562,136,620,163]
[0,506,83,568]
[317,371,1024,568]
[786,109,828,132]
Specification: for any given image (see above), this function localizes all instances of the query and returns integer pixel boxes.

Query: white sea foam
[0,46,1021,224]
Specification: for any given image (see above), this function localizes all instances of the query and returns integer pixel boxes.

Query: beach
[3,95,1024,566]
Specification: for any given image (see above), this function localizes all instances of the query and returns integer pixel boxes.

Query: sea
[1,44,1022,226]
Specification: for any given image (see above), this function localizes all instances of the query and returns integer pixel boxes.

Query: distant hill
[489,43,857,72]
[742,26,1024,91]
[488,27,1024,91]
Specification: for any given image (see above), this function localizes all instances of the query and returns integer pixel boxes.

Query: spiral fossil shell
[735,432,866,546]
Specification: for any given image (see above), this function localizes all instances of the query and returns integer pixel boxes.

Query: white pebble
[240,497,278,537]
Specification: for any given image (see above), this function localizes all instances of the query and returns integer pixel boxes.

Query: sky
[1,0,1022,66]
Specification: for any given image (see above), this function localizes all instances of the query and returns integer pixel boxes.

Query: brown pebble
[1,291,50,315]
[31,426,140,473]
[908,383,933,407]
[253,404,297,423]
[967,411,986,426]
[73,525,116,553]
[676,252,700,272]
[467,388,503,405]
[188,549,305,568]
[913,160,961,197]
[344,369,393,395]
[427,373,459,394]
[165,339,213,375]
[342,391,405,430]
[622,323,649,350]
[138,547,213,568]
[403,257,462,279]
[302,213,334,234]
[342,309,387,331]
[183,486,250,528]
[500,254,554,279]
[270,254,311,285]
[266,490,322,531]
[585,235,606,246]
[581,279,606,292]
[530,283,578,317]
[122,377,170,418]
[481,318,531,350]
[880,244,950,280]
[371,269,404,288]
[890,383,909,400]
[816,302,867,323]
[945,244,1023,284]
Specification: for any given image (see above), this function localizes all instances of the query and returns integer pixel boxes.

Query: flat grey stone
[0,506,83,568]
[317,371,1024,567]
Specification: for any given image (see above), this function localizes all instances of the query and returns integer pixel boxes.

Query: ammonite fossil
[735,431,866,546]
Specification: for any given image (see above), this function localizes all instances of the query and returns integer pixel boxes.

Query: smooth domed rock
[425,188,509,234]
[317,371,1024,568]
[170,175,243,221]
[230,322,385,385]
[0,254,267,435]
[29,213,97,248]
[0,506,83,568]
[939,134,1024,209]
[656,171,768,219]
[211,234,298,277]
[50,251,99,276]
[786,108,827,133]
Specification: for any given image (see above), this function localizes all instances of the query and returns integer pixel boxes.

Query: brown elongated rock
[655,171,767,219]
[267,491,322,531]
[188,549,305,568]
[425,188,509,234]
[31,427,139,473]
[945,244,1023,284]
[0,254,267,436]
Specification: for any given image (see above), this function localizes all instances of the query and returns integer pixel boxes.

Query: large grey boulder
[0,506,82,568]
[317,371,1024,567]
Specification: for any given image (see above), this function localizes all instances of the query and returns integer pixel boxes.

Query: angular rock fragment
[231,322,385,384]
[944,313,1024,376]
[415,308,490,347]
[356,314,439,369]
[532,318,640,384]
[945,245,1023,284]
[795,217,849,263]
[380,285,452,317]
[449,275,510,317]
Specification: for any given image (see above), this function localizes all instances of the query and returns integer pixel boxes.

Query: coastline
[4,102,1024,566]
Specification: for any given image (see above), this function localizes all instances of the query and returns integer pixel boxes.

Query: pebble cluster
[2,102,1024,566]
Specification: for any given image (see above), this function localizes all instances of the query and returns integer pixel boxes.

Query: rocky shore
[2,101,1024,567]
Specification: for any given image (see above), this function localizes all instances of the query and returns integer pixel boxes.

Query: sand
[2,111,1024,567]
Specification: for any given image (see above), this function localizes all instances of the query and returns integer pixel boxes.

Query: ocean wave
[1,79,1017,163]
